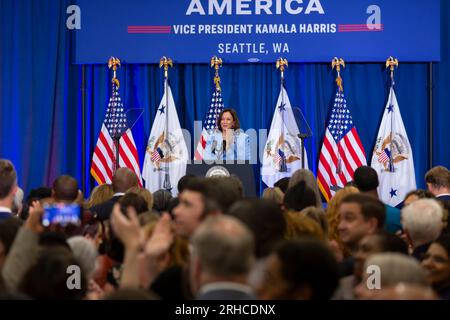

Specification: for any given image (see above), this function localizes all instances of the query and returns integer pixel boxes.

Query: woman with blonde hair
[86,184,114,208]
[284,210,325,241]
[288,169,322,208]
[126,186,154,210]
[326,186,359,259]
[262,187,284,207]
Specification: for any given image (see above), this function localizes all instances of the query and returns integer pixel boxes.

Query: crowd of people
[0,158,450,300]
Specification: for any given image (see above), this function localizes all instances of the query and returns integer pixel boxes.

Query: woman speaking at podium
[204,108,250,161]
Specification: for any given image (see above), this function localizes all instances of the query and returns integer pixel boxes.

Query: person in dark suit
[0,159,18,221]
[90,168,139,221]
[425,166,450,201]
[190,215,256,300]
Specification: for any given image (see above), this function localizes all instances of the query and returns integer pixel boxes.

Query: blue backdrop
[1,0,449,197]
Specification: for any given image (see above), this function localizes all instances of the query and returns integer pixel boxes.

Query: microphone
[211,140,217,154]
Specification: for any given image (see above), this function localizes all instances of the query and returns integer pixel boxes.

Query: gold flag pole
[275,57,288,172]
[332,57,345,92]
[210,56,223,92]
[108,57,121,88]
[385,56,399,173]
[159,56,173,191]
[386,56,399,85]
[331,57,345,174]
[107,57,121,172]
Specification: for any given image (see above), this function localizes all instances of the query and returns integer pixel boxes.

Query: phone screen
[42,203,81,227]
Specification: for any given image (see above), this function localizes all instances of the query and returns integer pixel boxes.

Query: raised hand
[110,203,142,250]
[25,200,45,233]
[144,212,174,258]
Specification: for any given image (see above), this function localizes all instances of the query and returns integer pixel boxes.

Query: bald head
[112,168,138,193]
[52,175,79,202]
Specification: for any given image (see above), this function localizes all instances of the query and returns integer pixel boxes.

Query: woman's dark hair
[284,181,317,211]
[274,177,290,194]
[404,189,435,202]
[274,239,339,300]
[119,193,149,215]
[217,108,241,131]
[434,234,450,257]
[19,247,87,299]
[371,231,409,255]
[228,199,286,259]
[152,189,173,213]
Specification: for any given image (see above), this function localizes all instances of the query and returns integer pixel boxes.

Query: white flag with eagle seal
[261,85,308,187]
[143,80,188,196]
[371,85,416,207]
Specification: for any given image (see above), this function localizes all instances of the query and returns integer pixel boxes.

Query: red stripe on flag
[99,133,115,161]
[324,138,347,184]
[317,172,332,201]
[350,128,366,157]
[91,162,107,185]
[337,140,355,178]
[319,152,338,187]
[343,133,363,168]
[121,133,139,162]
[93,147,113,180]
[119,148,134,174]
[200,134,206,149]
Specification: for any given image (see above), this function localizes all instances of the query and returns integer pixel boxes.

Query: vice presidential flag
[142,80,188,196]
[317,89,367,201]
[371,85,416,207]
[90,83,142,186]
[261,85,308,187]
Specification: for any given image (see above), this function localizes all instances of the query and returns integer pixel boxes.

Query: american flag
[317,90,366,201]
[90,84,142,186]
[378,148,391,164]
[275,147,287,171]
[151,148,163,162]
[194,89,224,160]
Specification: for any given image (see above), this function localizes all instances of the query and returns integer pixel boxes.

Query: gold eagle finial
[159,56,173,79]
[276,58,288,79]
[210,56,223,91]
[108,57,121,88]
[332,57,345,92]
[386,56,399,72]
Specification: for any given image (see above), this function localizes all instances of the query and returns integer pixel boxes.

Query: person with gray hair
[67,236,104,299]
[12,187,24,216]
[355,252,430,299]
[190,215,255,300]
[401,198,444,260]
[67,236,98,279]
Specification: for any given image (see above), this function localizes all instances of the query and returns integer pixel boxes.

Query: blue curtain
[1,0,449,197]
[0,0,82,192]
